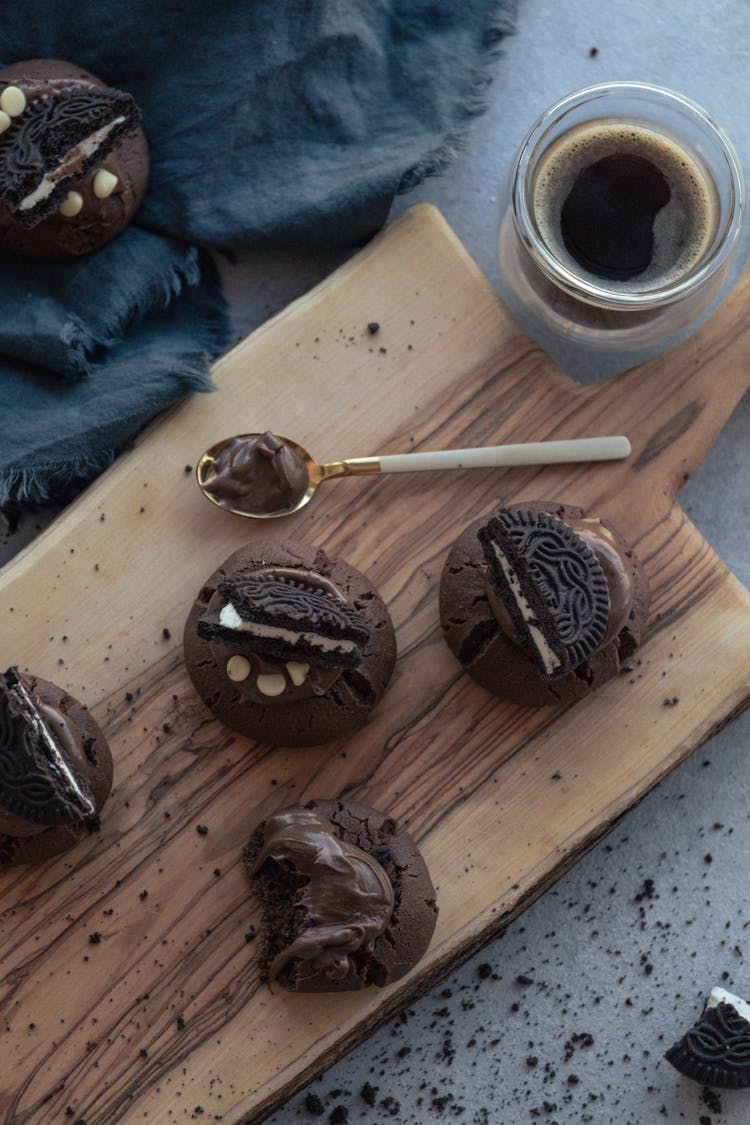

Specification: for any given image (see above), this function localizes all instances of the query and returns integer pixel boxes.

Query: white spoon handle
[374,435,631,474]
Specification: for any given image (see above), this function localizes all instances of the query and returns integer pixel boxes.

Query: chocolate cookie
[440,501,650,707]
[0,59,149,260]
[0,667,113,867]
[244,798,438,992]
[666,986,750,1088]
[183,540,397,746]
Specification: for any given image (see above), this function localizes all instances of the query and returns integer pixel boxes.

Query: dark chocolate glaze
[205,432,309,514]
[252,806,394,982]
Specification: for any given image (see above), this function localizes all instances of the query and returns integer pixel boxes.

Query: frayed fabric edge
[397,0,519,194]
[0,358,216,508]
[59,245,204,379]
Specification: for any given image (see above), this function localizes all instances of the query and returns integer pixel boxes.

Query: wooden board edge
[240,689,750,1125]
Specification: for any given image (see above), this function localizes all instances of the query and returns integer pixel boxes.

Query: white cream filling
[491,543,560,675]
[19,116,125,211]
[707,987,750,1024]
[219,602,355,654]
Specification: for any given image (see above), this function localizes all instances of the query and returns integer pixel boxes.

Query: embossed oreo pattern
[666,1002,750,1088]
[0,672,91,825]
[0,84,137,222]
[198,574,371,668]
[479,509,610,675]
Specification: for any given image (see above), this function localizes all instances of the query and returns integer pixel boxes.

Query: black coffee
[561,153,671,280]
[533,121,718,292]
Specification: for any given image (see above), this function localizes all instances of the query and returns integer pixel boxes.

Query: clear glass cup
[498,82,745,356]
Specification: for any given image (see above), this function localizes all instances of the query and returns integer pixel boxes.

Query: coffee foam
[533,121,719,292]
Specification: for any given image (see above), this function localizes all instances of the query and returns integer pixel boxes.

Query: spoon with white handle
[196,432,631,519]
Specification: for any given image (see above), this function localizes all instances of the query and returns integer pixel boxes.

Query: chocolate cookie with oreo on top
[0,666,113,868]
[0,59,148,259]
[184,540,397,747]
[440,501,650,707]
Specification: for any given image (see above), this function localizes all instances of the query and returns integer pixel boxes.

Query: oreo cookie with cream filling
[477,508,610,677]
[665,987,750,1088]
[0,76,140,227]
[197,573,370,668]
[0,667,96,825]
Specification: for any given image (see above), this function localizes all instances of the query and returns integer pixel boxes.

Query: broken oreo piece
[197,573,371,668]
[0,79,140,227]
[665,987,750,1089]
[477,508,610,677]
[0,667,96,825]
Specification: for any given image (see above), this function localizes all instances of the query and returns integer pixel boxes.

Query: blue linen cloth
[0,0,516,506]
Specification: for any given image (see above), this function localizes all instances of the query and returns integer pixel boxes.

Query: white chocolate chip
[93,169,119,199]
[0,110,11,135]
[0,86,26,117]
[256,672,286,697]
[59,191,84,218]
[286,661,309,687]
[226,655,251,682]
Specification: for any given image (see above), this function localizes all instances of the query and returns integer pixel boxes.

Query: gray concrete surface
[2,2,748,1123]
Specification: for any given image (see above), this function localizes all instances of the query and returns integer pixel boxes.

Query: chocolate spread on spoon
[205,432,309,514]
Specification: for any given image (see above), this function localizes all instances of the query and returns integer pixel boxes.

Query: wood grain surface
[1,204,749,1125]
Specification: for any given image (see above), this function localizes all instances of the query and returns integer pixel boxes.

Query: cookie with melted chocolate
[0,667,112,867]
[0,59,149,259]
[183,540,397,747]
[245,798,438,992]
[439,501,650,707]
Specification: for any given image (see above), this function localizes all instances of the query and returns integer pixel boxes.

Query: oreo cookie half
[197,574,371,668]
[478,508,610,677]
[0,668,96,826]
[0,81,140,226]
[665,987,750,1089]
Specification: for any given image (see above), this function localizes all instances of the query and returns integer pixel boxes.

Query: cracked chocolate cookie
[245,798,438,992]
[440,501,650,707]
[183,539,397,746]
[0,59,149,259]
[0,667,112,867]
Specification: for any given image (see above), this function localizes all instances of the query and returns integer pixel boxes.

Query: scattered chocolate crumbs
[701,1087,722,1114]
[139,890,149,900]
[477,963,493,979]
[245,928,257,943]
[176,1015,186,1030]
[304,1092,325,1116]
[329,1108,348,1124]
[196,825,209,836]
[185,465,193,474]
[162,627,171,640]
[367,322,380,334]
[88,932,102,945]
[360,1083,377,1107]
[589,46,599,56]
[662,696,679,706]
[213,868,221,877]
[139,1048,148,1058]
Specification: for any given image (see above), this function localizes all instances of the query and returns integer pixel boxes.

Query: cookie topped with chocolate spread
[245,799,438,992]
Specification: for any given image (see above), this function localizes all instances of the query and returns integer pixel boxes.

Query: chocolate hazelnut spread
[252,806,394,981]
[204,432,309,514]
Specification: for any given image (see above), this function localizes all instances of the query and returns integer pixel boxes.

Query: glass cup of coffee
[498,82,745,355]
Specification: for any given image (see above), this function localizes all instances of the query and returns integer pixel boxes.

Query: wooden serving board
[1,204,749,1125]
